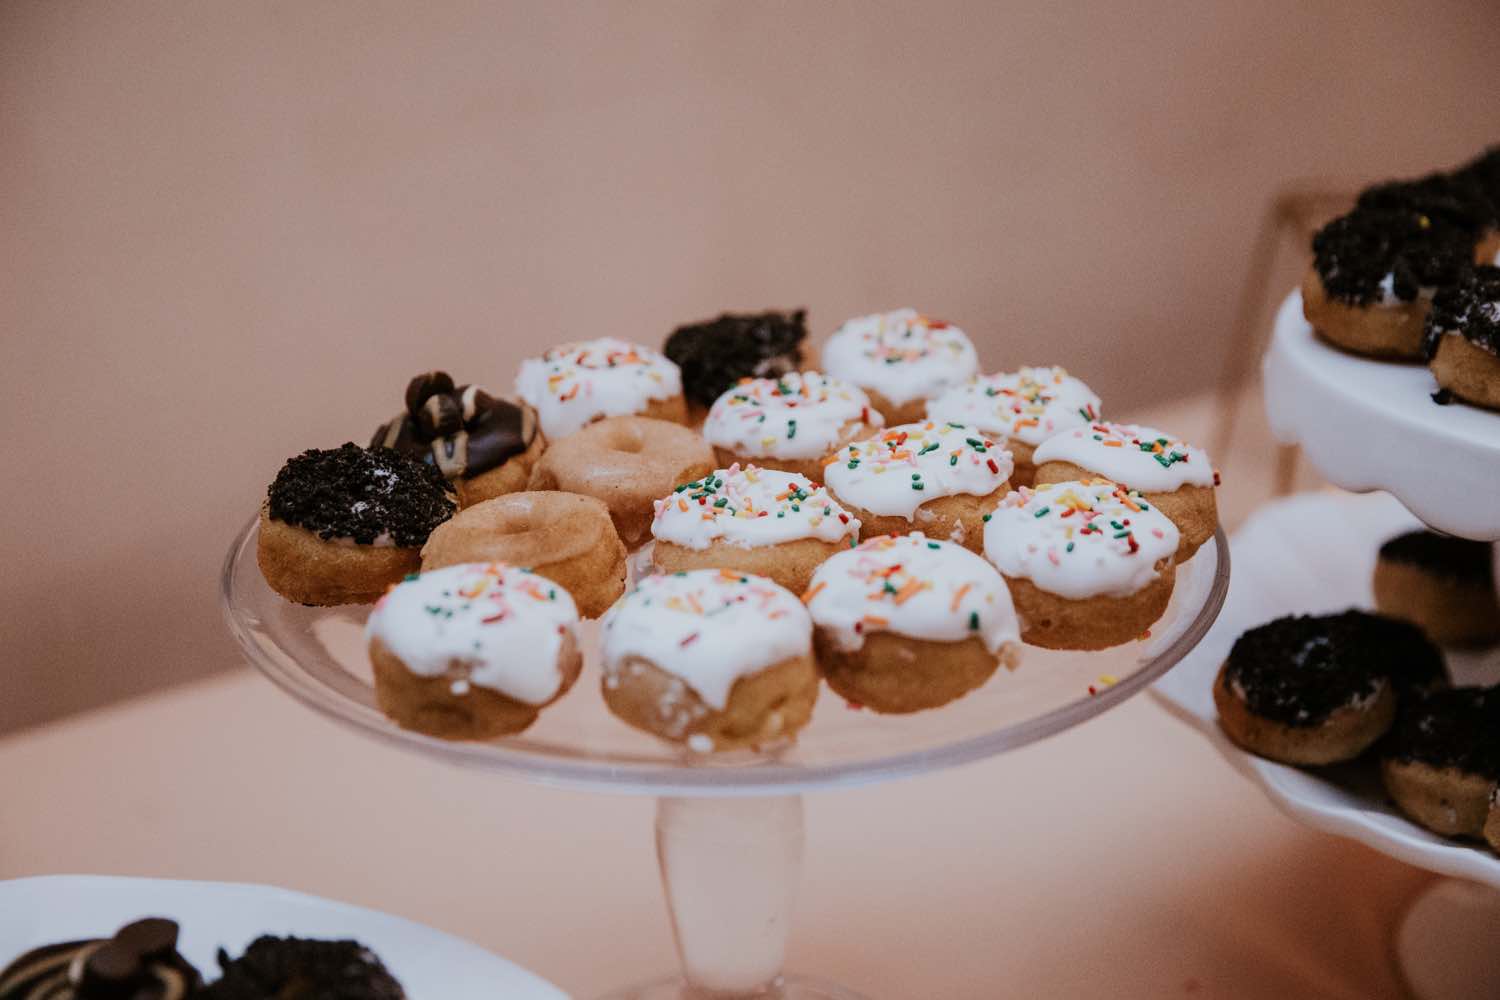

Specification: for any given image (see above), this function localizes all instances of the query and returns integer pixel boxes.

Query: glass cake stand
[222,516,1230,998]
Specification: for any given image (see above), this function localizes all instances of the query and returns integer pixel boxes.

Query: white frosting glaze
[822,421,1012,519]
[601,569,812,711]
[1031,421,1216,492]
[514,337,682,440]
[982,480,1179,599]
[926,367,1101,447]
[819,309,979,406]
[365,562,580,704]
[651,464,860,551]
[702,370,882,460]
[803,533,1020,655]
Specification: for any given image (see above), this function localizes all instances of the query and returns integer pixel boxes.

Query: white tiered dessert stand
[224,523,1229,998]
[1155,289,1500,1000]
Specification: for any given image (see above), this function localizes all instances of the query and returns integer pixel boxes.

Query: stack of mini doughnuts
[254,306,1223,753]
[1302,144,1500,410]
[1215,528,1500,857]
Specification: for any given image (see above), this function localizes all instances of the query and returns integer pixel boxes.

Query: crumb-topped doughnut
[371,371,543,508]
[0,918,200,1000]
[983,480,1179,650]
[819,309,979,424]
[1303,206,1475,360]
[256,443,456,606]
[1358,169,1500,262]
[926,367,1101,486]
[702,371,883,482]
[515,337,685,440]
[201,936,405,1000]
[420,491,626,618]
[365,562,582,740]
[663,310,809,413]
[527,415,714,548]
[1375,529,1500,646]
[1213,611,1445,766]
[601,569,818,752]
[1424,264,1500,410]
[1033,421,1219,558]
[651,464,860,593]
[822,421,1012,551]
[804,533,1021,713]
[1382,685,1500,838]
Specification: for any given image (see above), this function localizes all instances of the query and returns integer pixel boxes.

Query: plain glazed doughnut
[804,533,1021,713]
[982,480,1179,650]
[600,569,818,752]
[514,337,686,440]
[926,366,1101,487]
[527,415,715,548]
[420,490,627,618]
[1032,421,1219,559]
[366,562,583,740]
[256,443,456,606]
[819,309,979,424]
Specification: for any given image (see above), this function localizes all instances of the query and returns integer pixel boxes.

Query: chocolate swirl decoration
[0,918,201,1000]
[371,372,536,480]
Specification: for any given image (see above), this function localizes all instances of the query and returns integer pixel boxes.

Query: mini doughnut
[1424,264,1500,410]
[1374,529,1500,646]
[983,480,1179,650]
[1032,421,1219,559]
[663,310,809,415]
[803,533,1021,713]
[365,562,582,741]
[514,336,686,440]
[650,464,861,594]
[1213,611,1445,766]
[822,421,1012,552]
[526,415,715,548]
[926,366,1101,486]
[600,569,818,752]
[819,309,979,424]
[1359,166,1500,264]
[1381,685,1500,838]
[256,443,456,606]
[702,370,883,482]
[420,490,627,619]
[371,370,545,508]
[1302,206,1474,360]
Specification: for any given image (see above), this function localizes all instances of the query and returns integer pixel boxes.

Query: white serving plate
[0,875,570,999]
[1152,490,1500,889]
[1262,290,1500,541]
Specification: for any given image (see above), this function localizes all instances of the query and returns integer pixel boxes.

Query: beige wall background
[3,1,1498,733]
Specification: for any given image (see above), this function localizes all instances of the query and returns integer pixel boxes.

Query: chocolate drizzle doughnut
[267,443,455,547]
[1378,529,1495,582]
[0,918,200,1000]
[1385,686,1500,780]
[1222,611,1444,728]
[371,371,536,480]
[201,936,404,1000]
[1424,265,1500,358]
[1311,206,1474,307]
[663,310,808,408]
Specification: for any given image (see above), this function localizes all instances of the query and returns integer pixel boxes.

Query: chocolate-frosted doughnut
[0,918,200,1000]
[1374,528,1500,646]
[1424,265,1500,410]
[201,936,405,1000]
[663,310,809,411]
[1381,685,1500,839]
[1303,206,1474,360]
[371,371,544,507]
[257,443,456,606]
[1213,611,1445,766]
[420,490,627,618]
[526,415,714,548]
